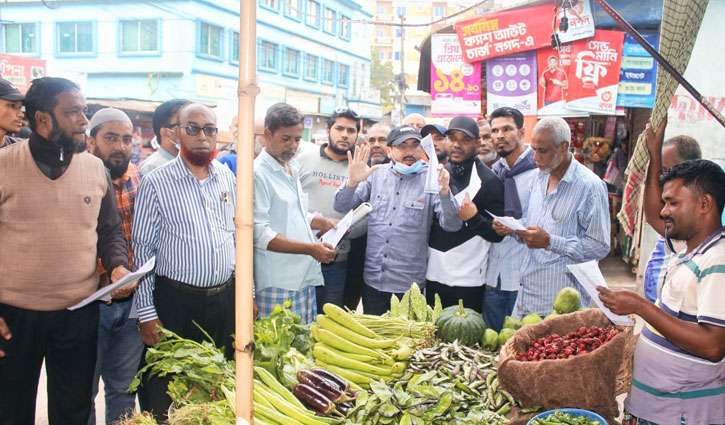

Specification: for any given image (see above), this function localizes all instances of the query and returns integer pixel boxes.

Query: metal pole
[399,14,406,121]
[593,0,725,129]
[235,0,258,422]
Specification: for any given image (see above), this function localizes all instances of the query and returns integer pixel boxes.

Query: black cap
[445,116,479,139]
[421,123,447,138]
[387,125,422,146]
[0,78,24,102]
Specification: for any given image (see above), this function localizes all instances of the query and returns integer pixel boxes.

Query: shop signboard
[0,54,46,93]
[455,0,594,64]
[486,50,537,115]
[536,44,584,116]
[430,34,481,117]
[617,30,659,108]
[566,30,625,114]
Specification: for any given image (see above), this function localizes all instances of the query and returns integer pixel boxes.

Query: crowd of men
[0,76,723,425]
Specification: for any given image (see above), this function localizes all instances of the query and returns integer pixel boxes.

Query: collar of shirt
[259,148,300,176]
[499,145,533,171]
[668,225,725,263]
[166,154,222,181]
[536,153,578,189]
[318,143,350,163]
[158,146,176,161]
[113,162,141,190]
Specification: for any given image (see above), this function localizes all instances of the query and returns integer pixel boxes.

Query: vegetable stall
[120,284,634,425]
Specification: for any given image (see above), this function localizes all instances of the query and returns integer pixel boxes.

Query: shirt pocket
[402,201,425,228]
[370,193,389,222]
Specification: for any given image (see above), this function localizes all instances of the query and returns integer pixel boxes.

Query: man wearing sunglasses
[132,103,237,420]
[334,125,463,315]
[298,107,363,310]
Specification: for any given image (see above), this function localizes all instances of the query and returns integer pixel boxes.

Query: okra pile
[515,325,620,362]
[408,340,529,417]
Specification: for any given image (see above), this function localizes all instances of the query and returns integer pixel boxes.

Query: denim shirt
[333,162,462,293]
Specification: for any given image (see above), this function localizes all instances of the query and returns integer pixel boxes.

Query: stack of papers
[68,256,156,311]
[484,209,526,231]
[567,261,635,326]
[321,203,372,247]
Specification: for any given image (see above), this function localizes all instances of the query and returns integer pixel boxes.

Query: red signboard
[566,30,625,114]
[454,1,595,64]
[0,54,46,93]
[455,3,551,64]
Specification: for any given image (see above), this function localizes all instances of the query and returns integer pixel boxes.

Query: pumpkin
[435,299,486,346]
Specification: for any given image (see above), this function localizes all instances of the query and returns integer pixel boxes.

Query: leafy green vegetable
[254,300,314,384]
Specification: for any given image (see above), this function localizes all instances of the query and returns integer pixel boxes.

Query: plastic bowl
[527,408,608,425]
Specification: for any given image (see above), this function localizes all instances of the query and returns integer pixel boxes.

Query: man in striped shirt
[513,117,610,317]
[132,103,236,420]
[599,160,725,425]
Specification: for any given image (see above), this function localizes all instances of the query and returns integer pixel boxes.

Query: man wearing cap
[0,78,26,147]
[485,107,539,331]
[426,116,504,312]
[334,125,463,315]
[421,123,449,165]
[86,108,144,425]
[0,77,131,424]
[132,102,236,420]
[139,99,189,174]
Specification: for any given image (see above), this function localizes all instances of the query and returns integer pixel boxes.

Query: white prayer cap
[88,107,133,134]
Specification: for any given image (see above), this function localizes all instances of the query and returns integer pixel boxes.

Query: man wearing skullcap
[86,107,145,425]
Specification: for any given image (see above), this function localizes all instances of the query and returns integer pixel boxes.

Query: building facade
[0,0,378,138]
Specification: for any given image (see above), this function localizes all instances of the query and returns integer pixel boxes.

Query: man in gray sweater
[297,107,365,309]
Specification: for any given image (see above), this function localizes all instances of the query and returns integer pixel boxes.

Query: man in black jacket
[426,116,505,312]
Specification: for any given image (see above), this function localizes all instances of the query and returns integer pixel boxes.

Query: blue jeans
[316,260,348,310]
[88,300,144,425]
[482,277,518,332]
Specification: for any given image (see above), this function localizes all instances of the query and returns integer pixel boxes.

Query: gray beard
[478,151,498,164]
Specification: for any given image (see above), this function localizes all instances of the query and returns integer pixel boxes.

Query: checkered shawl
[617,0,709,236]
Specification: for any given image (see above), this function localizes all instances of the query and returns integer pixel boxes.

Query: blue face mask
[393,159,423,175]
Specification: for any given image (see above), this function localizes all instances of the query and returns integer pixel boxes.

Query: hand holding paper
[567,261,634,326]
[421,135,442,194]
[485,209,526,231]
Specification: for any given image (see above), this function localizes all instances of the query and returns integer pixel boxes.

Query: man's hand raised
[347,145,382,188]
[644,115,667,158]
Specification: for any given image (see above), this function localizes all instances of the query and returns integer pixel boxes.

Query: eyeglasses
[182,125,218,137]
[334,106,360,119]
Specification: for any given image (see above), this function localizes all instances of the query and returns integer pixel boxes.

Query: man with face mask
[511,117,610,317]
[426,116,504,312]
[85,108,144,425]
[297,107,363,309]
[421,123,448,165]
[132,103,237,421]
[0,77,131,425]
[334,125,463,315]
[140,99,189,175]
